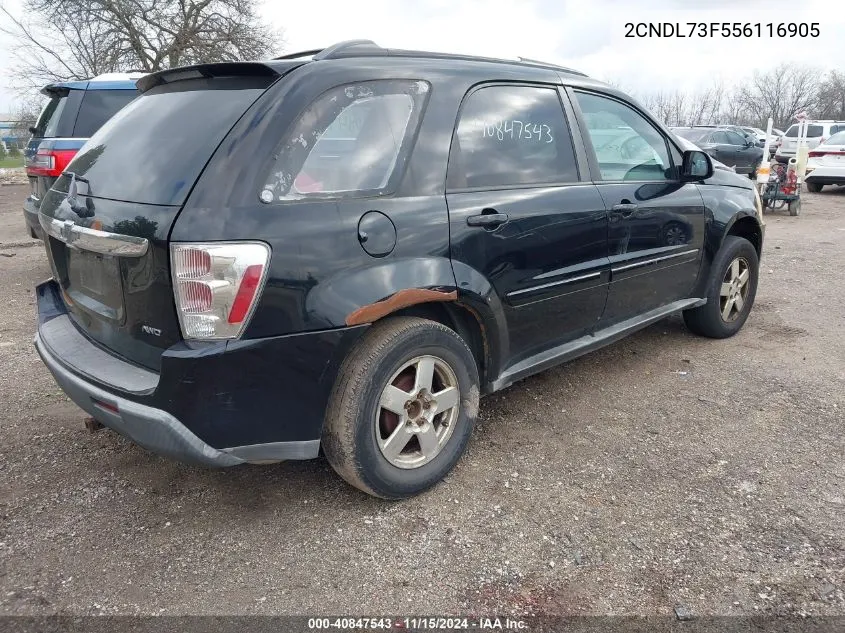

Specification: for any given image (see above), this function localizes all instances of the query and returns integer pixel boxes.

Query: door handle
[467,210,509,229]
[611,203,638,218]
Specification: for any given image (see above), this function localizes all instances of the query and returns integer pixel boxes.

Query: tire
[322,317,480,499]
[788,199,801,216]
[683,236,759,339]
[806,182,823,193]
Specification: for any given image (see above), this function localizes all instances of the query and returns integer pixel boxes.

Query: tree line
[2,1,843,138]
[623,65,845,132]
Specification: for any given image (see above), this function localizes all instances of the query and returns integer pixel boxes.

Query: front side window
[574,91,673,182]
[261,80,429,202]
[448,85,578,189]
[725,131,747,146]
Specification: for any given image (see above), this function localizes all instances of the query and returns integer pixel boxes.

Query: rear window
[73,89,139,137]
[32,95,68,138]
[62,77,270,206]
[785,124,823,137]
[825,131,845,145]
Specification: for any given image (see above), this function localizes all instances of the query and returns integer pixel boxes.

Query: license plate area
[65,248,125,323]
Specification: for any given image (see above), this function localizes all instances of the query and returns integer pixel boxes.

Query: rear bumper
[23,196,43,239]
[805,166,845,185]
[35,333,245,467]
[34,279,366,467]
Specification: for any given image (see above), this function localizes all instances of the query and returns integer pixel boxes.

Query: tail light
[171,242,270,340]
[26,148,78,177]
[808,151,824,158]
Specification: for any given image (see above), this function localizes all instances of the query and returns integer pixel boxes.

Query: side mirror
[681,150,713,180]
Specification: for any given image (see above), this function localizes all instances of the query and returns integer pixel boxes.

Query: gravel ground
[0,183,843,618]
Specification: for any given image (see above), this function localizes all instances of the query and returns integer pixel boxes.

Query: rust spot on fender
[345,288,458,326]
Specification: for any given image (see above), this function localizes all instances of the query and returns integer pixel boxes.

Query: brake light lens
[808,151,824,158]
[26,149,78,177]
[171,242,270,340]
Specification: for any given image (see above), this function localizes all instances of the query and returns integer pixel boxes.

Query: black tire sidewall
[352,326,478,498]
[703,236,759,337]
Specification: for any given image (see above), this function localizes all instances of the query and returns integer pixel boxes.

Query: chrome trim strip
[39,216,149,257]
[508,271,602,298]
[612,248,699,274]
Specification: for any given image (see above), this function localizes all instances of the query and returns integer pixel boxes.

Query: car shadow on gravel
[79,315,698,510]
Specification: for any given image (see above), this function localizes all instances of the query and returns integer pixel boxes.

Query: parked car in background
[23,73,143,238]
[673,134,736,173]
[690,124,763,148]
[768,127,786,157]
[672,126,764,177]
[33,41,764,499]
[805,130,845,192]
[775,120,845,164]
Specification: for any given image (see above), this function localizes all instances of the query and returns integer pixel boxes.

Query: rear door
[446,83,609,361]
[570,89,705,324]
[37,74,275,370]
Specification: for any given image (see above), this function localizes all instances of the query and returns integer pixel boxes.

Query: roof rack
[272,39,587,77]
[516,57,586,76]
[274,40,383,61]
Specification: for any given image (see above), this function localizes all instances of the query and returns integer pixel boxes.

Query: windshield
[673,128,711,142]
[63,76,270,206]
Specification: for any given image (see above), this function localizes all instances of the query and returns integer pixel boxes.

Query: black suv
[33,41,765,499]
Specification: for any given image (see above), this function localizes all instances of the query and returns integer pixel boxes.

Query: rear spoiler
[137,61,301,93]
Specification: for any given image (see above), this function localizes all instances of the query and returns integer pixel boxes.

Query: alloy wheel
[376,355,460,469]
[720,257,750,322]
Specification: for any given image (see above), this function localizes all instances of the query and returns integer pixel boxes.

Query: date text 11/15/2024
[625,22,820,38]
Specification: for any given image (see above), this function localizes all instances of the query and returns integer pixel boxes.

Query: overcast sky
[0,0,841,113]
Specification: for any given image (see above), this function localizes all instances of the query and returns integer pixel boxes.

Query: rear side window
[62,76,270,206]
[448,85,577,189]
[73,89,138,137]
[33,95,68,138]
[829,125,845,135]
[261,80,430,202]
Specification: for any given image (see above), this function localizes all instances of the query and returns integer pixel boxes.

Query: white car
[776,120,845,163]
[805,130,845,192]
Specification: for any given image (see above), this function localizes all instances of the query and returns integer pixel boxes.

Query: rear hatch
[38,68,281,371]
[780,124,824,153]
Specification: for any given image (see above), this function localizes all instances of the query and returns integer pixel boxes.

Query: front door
[446,84,609,362]
[569,89,705,325]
